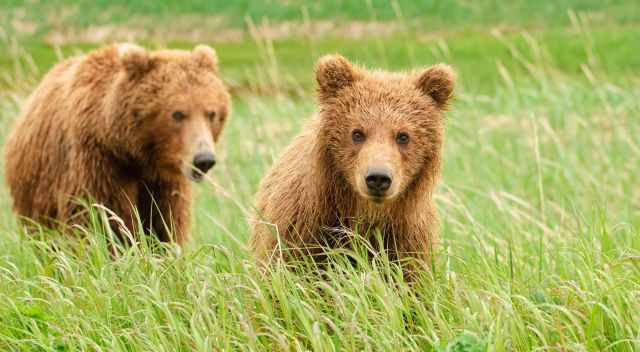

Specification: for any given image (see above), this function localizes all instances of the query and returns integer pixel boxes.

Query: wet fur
[4,44,231,245]
[251,55,455,275]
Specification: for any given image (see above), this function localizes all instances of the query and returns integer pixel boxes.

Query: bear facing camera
[251,54,456,278]
[4,43,231,246]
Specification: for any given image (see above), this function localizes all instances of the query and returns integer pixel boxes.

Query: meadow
[0,1,639,350]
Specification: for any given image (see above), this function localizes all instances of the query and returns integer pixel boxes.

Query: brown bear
[251,55,455,274]
[4,43,231,245]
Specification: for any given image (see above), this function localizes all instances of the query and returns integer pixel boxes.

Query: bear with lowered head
[5,44,231,245]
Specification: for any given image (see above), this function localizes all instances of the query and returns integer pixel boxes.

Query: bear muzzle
[364,167,393,201]
[190,152,216,181]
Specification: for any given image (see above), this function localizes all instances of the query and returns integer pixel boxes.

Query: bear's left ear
[118,43,152,79]
[415,64,456,109]
[193,45,219,74]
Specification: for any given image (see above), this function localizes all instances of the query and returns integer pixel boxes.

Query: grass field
[1,1,640,350]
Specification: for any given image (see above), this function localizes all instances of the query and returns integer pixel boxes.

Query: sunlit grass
[0,2,639,350]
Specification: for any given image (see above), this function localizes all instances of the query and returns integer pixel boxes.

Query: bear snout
[365,167,393,196]
[193,152,217,174]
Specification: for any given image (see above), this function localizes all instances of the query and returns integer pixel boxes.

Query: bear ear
[193,45,219,73]
[415,64,456,109]
[118,43,152,79]
[315,54,361,99]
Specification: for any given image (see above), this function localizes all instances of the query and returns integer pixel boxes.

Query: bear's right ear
[118,43,152,79]
[193,45,219,74]
[414,64,456,109]
[315,54,361,99]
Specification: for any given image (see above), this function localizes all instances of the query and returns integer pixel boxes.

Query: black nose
[193,152,216,173]
[365,169,392,194]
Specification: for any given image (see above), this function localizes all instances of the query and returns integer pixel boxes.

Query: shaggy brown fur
[4,44,231,245]
[251,55,455,274]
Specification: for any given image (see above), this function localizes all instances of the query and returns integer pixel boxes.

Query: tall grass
[1,3,639,351]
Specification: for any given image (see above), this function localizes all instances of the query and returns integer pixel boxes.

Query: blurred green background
[1,0,639,95]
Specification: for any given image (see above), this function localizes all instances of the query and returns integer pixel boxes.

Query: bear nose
[193,152,216,173]
[365,168,392,194]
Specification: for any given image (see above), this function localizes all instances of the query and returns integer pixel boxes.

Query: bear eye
[207,111,217,121]
[172,111,187,121]
[351,129,365,144]
[396,132,410,145]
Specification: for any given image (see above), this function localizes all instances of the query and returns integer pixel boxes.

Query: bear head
[315,54,455,204]
[115,43,231,182]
